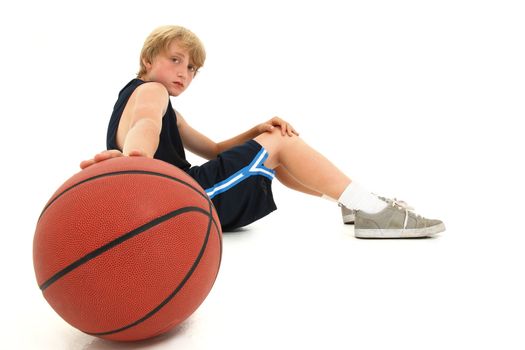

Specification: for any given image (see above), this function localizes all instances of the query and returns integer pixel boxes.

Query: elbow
[214,143,225,158]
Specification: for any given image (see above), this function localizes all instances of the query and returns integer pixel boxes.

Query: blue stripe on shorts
[205,147,275,199]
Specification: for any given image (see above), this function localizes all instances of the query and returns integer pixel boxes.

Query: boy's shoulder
[118,79,170,108]
[120,79,166,96]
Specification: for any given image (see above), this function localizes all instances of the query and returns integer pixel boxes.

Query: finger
[264,124,274,133]
[108,149,123,157]
[128,149,145,157]
[285,124,292,136]
[94,152,111,162]
[79,159,95,169]
[95,150,122,161]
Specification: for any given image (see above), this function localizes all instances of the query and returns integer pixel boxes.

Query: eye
[188,65,196,73]
[171,57,181,64]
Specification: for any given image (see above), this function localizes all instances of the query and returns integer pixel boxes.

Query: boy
[81,25,445,238]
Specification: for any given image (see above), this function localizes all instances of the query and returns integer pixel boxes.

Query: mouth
[173,81,184,89]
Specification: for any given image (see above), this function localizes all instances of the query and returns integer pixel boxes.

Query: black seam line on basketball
[86,201,215,336]
[38,170,210,222]
[209,200,223,275]
[38,206,211,291]
[209,201,223,287]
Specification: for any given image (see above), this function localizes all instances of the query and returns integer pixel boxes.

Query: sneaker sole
[354,222,446,238]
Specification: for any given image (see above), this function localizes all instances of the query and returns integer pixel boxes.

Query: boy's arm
[177,111,299,160]
[119,82,168,157]
[177,110,260,160]
[80,83,168,169]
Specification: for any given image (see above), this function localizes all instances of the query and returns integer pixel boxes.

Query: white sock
[337,181,387,213]
[321,194,337,202]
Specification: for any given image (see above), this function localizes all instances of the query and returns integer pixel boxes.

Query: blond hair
[138,25,206,77]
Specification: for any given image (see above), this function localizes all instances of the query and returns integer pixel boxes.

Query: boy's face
[142,40,196,96]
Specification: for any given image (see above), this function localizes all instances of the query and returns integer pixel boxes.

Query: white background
[1,0,524,349]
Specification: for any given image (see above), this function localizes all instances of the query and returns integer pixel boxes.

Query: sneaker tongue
[394,200,414,211]
[384,197,414,211]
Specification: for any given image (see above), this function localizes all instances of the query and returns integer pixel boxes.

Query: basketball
[33,156,222,341]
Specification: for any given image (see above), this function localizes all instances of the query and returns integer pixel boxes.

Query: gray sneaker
[354,198,445,238]
[340,204,356,224]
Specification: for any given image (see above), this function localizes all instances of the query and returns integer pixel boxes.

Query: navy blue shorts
[186,140,277,231]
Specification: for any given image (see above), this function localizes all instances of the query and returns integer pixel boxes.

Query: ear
[142,57,152,70]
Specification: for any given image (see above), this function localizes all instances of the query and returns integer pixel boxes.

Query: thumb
[128,149,145,157]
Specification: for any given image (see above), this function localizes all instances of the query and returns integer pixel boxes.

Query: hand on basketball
[80,149,146,169]
[258,116,299,137]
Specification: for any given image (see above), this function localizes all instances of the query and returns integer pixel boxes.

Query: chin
[170,91,181,97]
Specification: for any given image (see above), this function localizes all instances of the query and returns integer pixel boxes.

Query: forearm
[216,125,261,154]
[122,119,160,157]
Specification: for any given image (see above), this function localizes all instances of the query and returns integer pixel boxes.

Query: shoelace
[341,196,419,229]
[389,198,414,211]
[381,197,420,229]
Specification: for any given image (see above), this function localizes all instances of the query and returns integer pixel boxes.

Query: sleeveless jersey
[106,79,191,171]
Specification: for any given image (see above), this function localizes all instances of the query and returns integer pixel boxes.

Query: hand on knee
[258,116,299,137]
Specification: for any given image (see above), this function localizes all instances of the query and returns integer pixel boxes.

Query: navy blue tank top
[106,79,191,171]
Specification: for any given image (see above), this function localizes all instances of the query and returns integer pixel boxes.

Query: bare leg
[255,128,351,199]
[274,166,322,197]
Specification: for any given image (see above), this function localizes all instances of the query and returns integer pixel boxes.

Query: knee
[264,128,299,156]
[267,126,299,145]
[254,126,299,157]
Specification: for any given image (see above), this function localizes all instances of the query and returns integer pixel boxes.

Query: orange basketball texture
[33,157,222,341]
